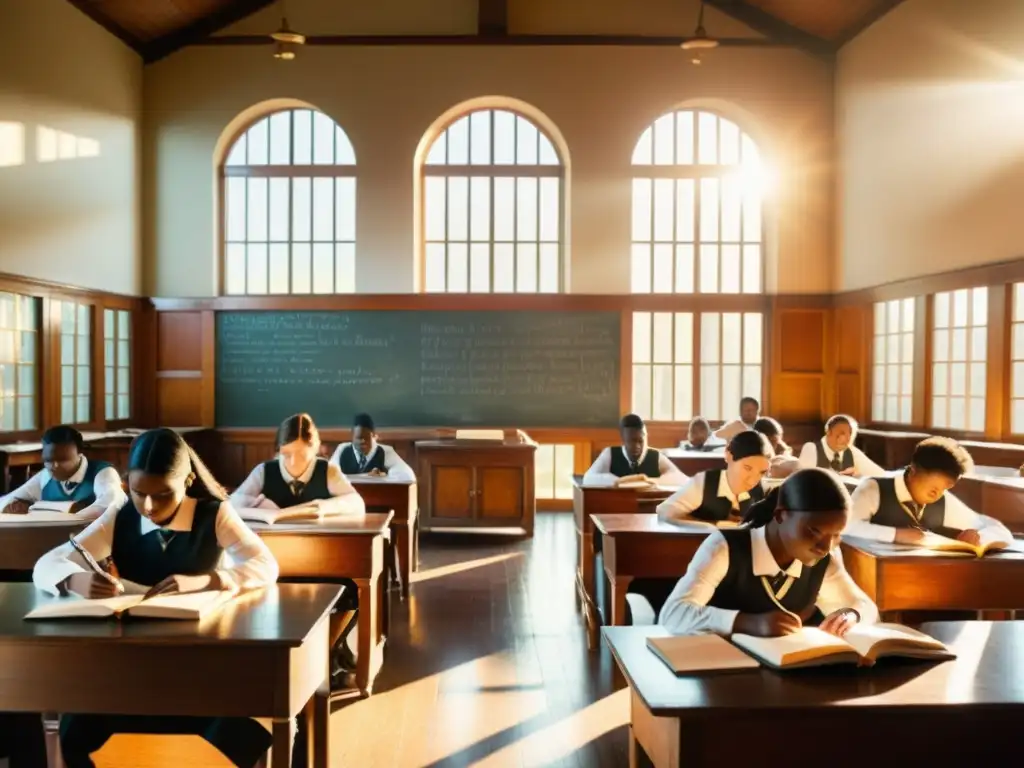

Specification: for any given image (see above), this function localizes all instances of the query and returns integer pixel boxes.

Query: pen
[68,534,123,591]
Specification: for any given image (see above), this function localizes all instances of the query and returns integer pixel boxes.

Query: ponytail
[743,486,781,528]
[275,413,321,452]
[127,428,228,502]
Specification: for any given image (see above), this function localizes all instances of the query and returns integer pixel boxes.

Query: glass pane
[493,111,515,165]
[60,335,74,365]
[469,177,491,242]
[902,298,915,331]
[246,177,268,241]
[448,243,469,292]
[1016,284,1024,322]
[292,110,312,165]
[674,364,693,420]
[447,177,469,241]
[224,244,246,294]
[631,244,651,293]
[697,112,718,164]
[291,243,311,293]
[311,177,333,241]
[1014,399,1024,433]
[933,329,950,361]
[700,366,720,419]
[469,243,490,293]
[719,119,740,165]
[972,287,988,326]
[15,364,33,396]
[469,110,491,165]
[721,245,740,294]
[268,111,291,164]
[652,313,672,364]
[742,245,761,293]
[1013,324,1024,360]
[424,244,445,292]
[76,396,89,422]
[934,292,950,328]
[699,178,719,241]
[700,313,720,364]
[335,243,355,293]
[269,244,289,293]
[61,397,73,424]
[633,312,651,364]
[225,133,246,166]
[553,445,574,499]
[538,134,559,166]
[291,178,311,241]
[952,289,969,326]
[425,177,446,241]
[117,367,130,396]
[970,362,986,397]
[950,362,966,396]
[117,394,129,420]
[104,366,113,393]
[653,179,674,242]
[675,111,695,165]
[699,245,718,293]
[932,397,946,428]
[225,177,246,241]
[535,443,555,497]
[246,117,268,165]
[652,365,673,420]
[517,178,538,241]
[744,314,763,364]
[653,113,674,165]
[515,117,539,164]
[105,393,114,420]
[951,328,967,361]
[652,245,672,293]
[632,365,651,419]
[1014,362,1024,399]
[76,366,90,394]
[970,326,987,361]
[516,244,538,293]
[721,175,741,241]
[446,116,469,165]
[968,398,985,431]
[901,333,913,364]
[312,111,336,164]
[493,244,514,292]
[721,314,741,364]
[675,313,693,362]
[676,179,695,242]
[246,244,268,294]
[933,363,948,396]
[336,178,356,242]
[675,244,694,293]
[632,179,651,242]
[874,302,886,335]
[539,244,559,293]
[901,364,913,395]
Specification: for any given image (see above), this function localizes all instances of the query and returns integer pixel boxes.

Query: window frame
[218,108,358,296]
[418,107,566,294]
[928,287,988,434]
[0,291,40,434]
[870,298,917,427]
[57,299,93,427]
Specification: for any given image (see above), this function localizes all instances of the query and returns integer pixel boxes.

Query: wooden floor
[95,512,630,767]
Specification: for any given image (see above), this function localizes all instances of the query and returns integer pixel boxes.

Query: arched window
[421,108,564,293]
[222,108,356,295]
[630,109,763,294]
[630,110,764,422]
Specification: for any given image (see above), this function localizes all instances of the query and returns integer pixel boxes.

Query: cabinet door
[476,466,524,520]
[430,465,474,519]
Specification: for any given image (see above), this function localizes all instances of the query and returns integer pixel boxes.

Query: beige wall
[837,0,1024,291]
[0,0,142,295]
[145,0,835,297]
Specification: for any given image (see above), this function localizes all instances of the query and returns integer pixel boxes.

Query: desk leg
[394,516,415,598]
[610,575,634,627]
[355,559,385,696]
[578,527,600,650]
[306,685,330,768]
[271,718,292,768]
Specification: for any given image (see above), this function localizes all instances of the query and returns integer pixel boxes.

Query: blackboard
[215,310,621,428]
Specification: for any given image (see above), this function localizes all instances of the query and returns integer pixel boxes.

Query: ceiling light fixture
[680,0,719,65]
[270,1,305,60]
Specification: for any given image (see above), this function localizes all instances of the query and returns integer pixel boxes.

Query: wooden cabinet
[415,439,537,536]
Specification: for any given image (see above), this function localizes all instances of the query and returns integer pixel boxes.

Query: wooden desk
[253,512,392,696]
[350,477,418,597]
[0,519,87,572]
[855,429,931,470]
[841,537,1024,619]
[955,475,1024,535]
[415,439,537,535]
[606,622,1024,767]
[661,448,726,476]
[0,581,337,768]
[593,514,712,627]
[572,476,675,649]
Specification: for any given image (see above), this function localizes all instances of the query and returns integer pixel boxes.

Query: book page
[29,500,76,514]
[237,505,319,525]
[129,590,234,619]
[732,628,857,668]
[647,635,759,674]
[842,622,951,662]
[0,512,83,524]
[25,594,143,620]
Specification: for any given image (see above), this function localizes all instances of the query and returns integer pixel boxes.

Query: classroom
[1,0,1023,765]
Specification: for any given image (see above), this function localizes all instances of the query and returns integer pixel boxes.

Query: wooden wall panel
[779,310,824,372]
[156,378,203,427]
[157,312,203,370]
[833,305,870,422]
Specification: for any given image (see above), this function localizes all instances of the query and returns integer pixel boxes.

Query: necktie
[769,571,787,593]
[629,460,639,473]
[358,454,367,472]
[830,452,842,472]
[157,530,176,552]
[289,480,306,497]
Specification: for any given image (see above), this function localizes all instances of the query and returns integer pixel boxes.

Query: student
[330,412,416,482]
[0,714,47,768]
[679,417,725,452]
[583,414,688,486]
[33,428,279,768]
[657,431,772,525]
[659,468,878,637]
[714,397,760,441]
[230,413,365,517]
[798,414,885,477]
[753,417,800,479]
[847,437,1012,545]
[230,413,364,688]
[0,425,126,517]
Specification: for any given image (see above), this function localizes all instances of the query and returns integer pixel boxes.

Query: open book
[917,530,1008,557]
[732,623,955,669]
[29,500,77,514]
[614,474,658,489]
[237,504,321,525]
[25,590,234,621]
[647,634,759,674]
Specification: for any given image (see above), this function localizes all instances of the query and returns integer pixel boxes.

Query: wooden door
[430,465,474,519]
[476,466,524,522]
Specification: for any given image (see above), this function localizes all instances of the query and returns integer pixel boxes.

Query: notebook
[647,634,759,674]
[25,590,234,621]
[29,500,77,513]
[237,504,322,525]
[916,531,1008,557]
[732,623,954,669]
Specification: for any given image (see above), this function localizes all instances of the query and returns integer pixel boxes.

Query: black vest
[335,444,387,475]
[872,474,946,531]
[708,528,830,619]
[40,459,114,504]
[261,459,331,508]
[609,448,662,478]
[815,442,855,472]
[111,499,222,587]
[690,469,764,523]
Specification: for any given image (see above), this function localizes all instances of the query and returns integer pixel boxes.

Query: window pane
[469,110,491,165]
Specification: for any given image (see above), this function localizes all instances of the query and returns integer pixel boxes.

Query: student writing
[713,396,760,441]
[679,417,726,452]
[753,417,800,479]
[33,428,279,768]
[583,413,688,486]
[846,436,1012,545]
[330,412,416,482]
[230,413,365,517]
[660,468,878,637]
[657,431,772,525]
[798,414,885,477]
[0,425,126,517]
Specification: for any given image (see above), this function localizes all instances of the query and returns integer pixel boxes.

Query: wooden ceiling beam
[65,0,146,54]
[478,0,508,38]
[144,0,278,64]
[704,0,834,60]
[836,0,907,46]
[195,34,793,48]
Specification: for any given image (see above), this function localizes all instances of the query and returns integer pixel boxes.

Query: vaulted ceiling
[66,0,905,64]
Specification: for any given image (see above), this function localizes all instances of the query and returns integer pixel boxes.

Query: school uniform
[0,713,47,768]
[33,496,279,768]
[656,469,765,525]
[582,447,688,486]
[330,442,416,482]
[713,419,753,441]
[846,470,1013,543]
[797,438,885,477]
[0,457,125,518]
[659,525,878,635]
[230,457,365,517]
